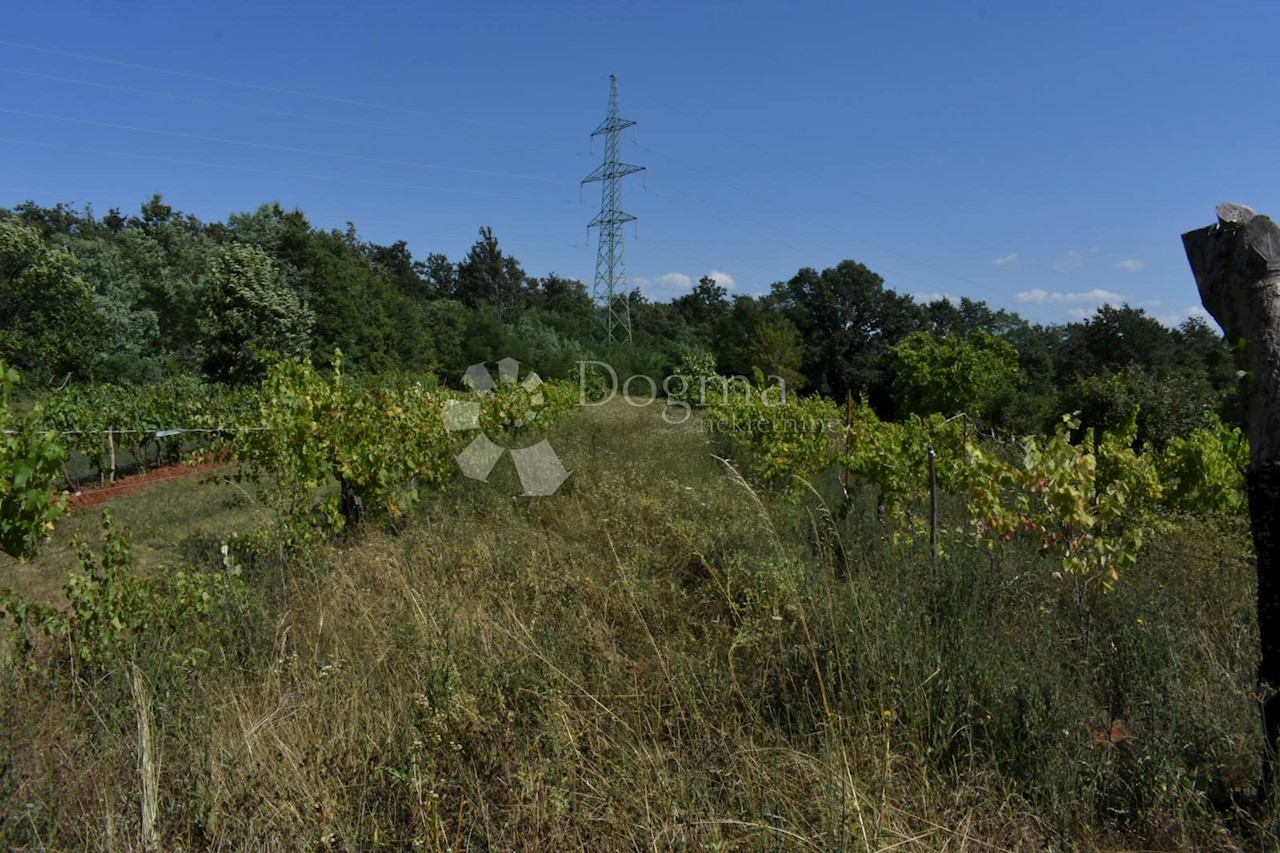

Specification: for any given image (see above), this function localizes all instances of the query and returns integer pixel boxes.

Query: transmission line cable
[0,39,575,137]
[636,231,797,282]
[0,185,565,238]
[641,146,1019,300]
[0,67,578,156]
[643,189,952,295]
[0,108,566,183]
[627,93,1035,273]
[0,137,574,204]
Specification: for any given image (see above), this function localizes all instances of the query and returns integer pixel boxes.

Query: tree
[921,295,1025,338]
[672,275,729,329]
[365,239,431,300]
[0,218,102,380]
[534,273,593,326]
[68,235,163,383]
[771,260,924,405]
[197,242,314,381]
[1000,322,1063,433]
[1172,315,1237,420]
[119,196,219,367]
[454,227,526,313]
[747,321,805,390]
[1055,304,1177,383]
[890,329,1023,422]
[1057,365,1218,450]
[421,299,470,379]
[420,252,456,297]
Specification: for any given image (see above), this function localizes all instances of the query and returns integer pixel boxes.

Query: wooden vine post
[1183,202,1280,794]
[106,426,116,484]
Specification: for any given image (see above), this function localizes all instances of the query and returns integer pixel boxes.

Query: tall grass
[0,401,1263,849]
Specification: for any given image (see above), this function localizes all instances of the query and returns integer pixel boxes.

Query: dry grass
[6,465,265,605]
[0,399,1266,849]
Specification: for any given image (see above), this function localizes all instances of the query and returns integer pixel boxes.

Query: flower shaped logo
[441,357,570,496]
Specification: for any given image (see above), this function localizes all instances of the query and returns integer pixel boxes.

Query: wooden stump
[1183,203,1280,796]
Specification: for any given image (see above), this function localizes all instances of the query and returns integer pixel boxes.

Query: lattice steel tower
[582,74,644,344]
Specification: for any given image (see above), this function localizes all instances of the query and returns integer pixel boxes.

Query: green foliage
[0,362,68,559]
[1,510,245,672]
[891,329,1023,421]
[234,354,577,541]
[702,378,1241,582]
[197,242,315,381]
[476,371,576,433]
[421,298,470,378]
[0,192,1244,500]
[1158,413,1248,516]
[119,195,220,367]
[67,235,164,382]
[710,385,970,538]
[965,412,1163,586]
[40,375,259,478]
[705,383,840,494]
[509,311,593,380]
[0,197,1239,460]
[839,400,967,540]
[1056,304,1179,382]
[0,217,103,379]
[745,320,805,391]
[1059,364,1221,449]
[666,349,721,405]
[231,354,427,538]
[671,274,729,329]
[771,259,923,400]
[453,226,526,314]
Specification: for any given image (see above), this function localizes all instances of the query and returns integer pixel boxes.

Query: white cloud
[993,253,1019,266]
[707,270,735,290]
[1113,259,1145,273]
[1153,305,1212,328]
[640,274,701,300]
[1016,288,1125,305]
[655,272,692,290]
[1052,247,1099,273]
[911,292,961,305]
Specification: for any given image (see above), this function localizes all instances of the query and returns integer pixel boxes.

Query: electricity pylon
[582,74,644,344]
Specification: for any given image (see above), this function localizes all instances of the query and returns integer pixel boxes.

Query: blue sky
[2,0,1276,328]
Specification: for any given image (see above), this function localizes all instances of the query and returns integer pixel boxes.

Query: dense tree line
[0,195,1236,443]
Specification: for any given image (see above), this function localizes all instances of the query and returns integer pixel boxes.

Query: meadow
[0,397,1264,850]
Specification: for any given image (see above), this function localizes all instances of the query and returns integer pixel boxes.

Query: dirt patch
[67,460,234,511]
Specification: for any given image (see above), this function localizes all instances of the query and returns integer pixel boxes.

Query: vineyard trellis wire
[704,381,1248,590]
[2,358,581,550]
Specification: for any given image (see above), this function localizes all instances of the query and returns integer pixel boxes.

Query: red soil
[66,460,234,511]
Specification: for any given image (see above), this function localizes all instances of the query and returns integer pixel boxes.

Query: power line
[0,66,579,156]
[627,93,1036,275]
[1,41,1028,302]
[643,188,953,295]
[0,39,575,137]
[640,145,1019,300]
[0,137,574,204]
[0,108,566,184]
[634,233,794,282]
[0,185,565,238]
